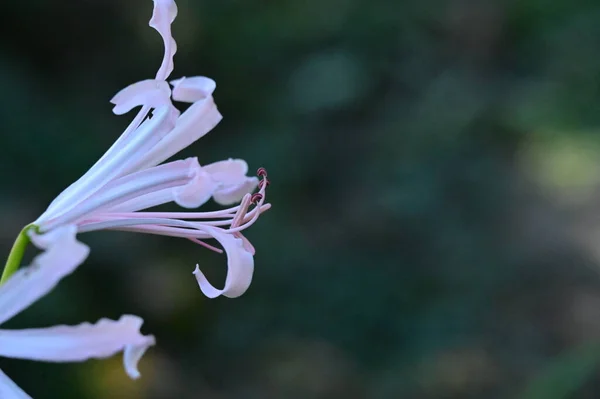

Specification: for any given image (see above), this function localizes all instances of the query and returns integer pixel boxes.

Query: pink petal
[171,76,216,102]
[203,159,249,185]
[0,368,30,398]
[213,177,259,205]
[149,0,178,80]
[192,227,254,298]
[0,226,89,325]
[42,158,199,230]
[173,160,217,208]
[202,159,259,204]
[110,79,172,115]
[0,315,155,380]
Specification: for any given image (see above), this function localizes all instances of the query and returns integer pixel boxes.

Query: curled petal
[124,338,153,379]
[171,76,216,102]
[110,80,172,115]
[213,177,259,205]
[0,369,30,399]
[202,159,258,205]
[203,159,249,185]
[150,0,178,80]
[192,227,254,298]
[173,160,217,208]
[0,226,89,325]
[0,315,155,380]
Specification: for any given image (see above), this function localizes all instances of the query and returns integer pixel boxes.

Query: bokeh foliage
[2,0,600,398]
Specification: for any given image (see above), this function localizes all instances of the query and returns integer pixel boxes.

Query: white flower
[31,0,270,299]
[0,226,154,398]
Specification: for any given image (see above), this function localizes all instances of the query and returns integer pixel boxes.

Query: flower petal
[110,80,172,115]
[173,163,217,208]
[134,96,222,170]
[37,105,178,225]
[203,159,249,185]
[150,0,178,80]
[0,315,155,380]
[202,159,258,205]
[213,177,259,205]
[40,158,200,231]
[0,369,31,399]
[192,227,254,298]
[171,76,216,102]
[0,226,89,325]
[110,159,218,211]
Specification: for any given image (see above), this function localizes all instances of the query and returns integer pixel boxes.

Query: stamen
[230,194,252,228]
[250,193,263,204]
[257,167,268,178]
[187,237,224,254]
[258,179,270,189]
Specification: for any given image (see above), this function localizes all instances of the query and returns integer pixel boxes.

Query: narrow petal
[0,315,155,380]
[40,158,200,231]
[171,76,216,102]
[124,340,153,379]
[0,226,89,325]
[111,159,218,211]
[149,0,178,80]
[38,105,178,225]
[0,369,31,399]
[214,177,259,205]
[192,227,254,298]
[133,96,222,170]
[110,80,172,115]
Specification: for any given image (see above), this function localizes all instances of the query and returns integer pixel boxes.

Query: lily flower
[0,225,154,399]
[20,0,270,298]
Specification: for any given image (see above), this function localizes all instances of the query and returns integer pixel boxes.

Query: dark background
[2,0,600,398]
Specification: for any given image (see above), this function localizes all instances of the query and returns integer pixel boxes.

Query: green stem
[1,224,35,285]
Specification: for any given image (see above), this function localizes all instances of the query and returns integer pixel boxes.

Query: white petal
[108,165,217,212]
[173,162,217,208]
[37,105,178,225]
[192,227,254,298]
[0,315,155,380]
[41,158,199,231]
[201,159,258,204]
[0,369,31,399]
[213,177,259,205]
[111,159,218,211]
[0,226,89,325]
[110,80,172,115]
[106,188,176,213]
[134,97,222,170]
[150,0,178,80]
[203,159,249,185]
[171,76,216,102]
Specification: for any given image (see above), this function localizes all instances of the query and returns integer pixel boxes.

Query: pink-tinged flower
[32,0,270,298]
[0,226,155,398]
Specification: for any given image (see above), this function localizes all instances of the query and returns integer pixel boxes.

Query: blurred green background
[2,0,600,398]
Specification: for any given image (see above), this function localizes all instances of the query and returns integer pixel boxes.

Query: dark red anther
[258,178,271,189]
[251,193,263,203]
[257,167,268,178]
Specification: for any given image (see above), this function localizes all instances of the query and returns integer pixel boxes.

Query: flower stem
[1,225,34,284]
